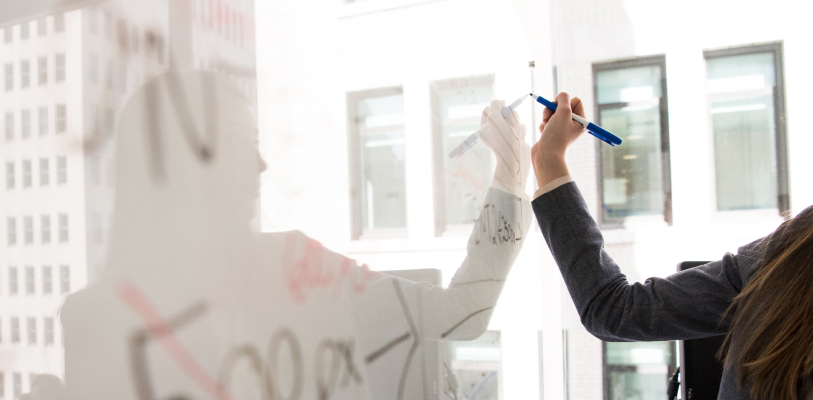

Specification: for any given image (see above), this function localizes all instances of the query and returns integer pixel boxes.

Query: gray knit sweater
[531,181,808,400]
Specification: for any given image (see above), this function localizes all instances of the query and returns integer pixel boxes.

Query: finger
[554,92,572,120]
[571,96,586,119]
[542,106,553,123]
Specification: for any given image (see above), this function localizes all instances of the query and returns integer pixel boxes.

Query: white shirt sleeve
[533,174,573,200]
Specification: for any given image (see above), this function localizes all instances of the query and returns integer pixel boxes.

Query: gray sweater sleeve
[532,181,750,342]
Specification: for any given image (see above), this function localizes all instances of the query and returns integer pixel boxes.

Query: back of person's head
[722,206,813,399]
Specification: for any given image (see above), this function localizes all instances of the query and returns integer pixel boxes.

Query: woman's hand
[531,92,587,188]
[479,99,531,198]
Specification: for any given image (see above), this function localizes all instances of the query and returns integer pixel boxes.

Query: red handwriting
[284,233,380,304]
[117,282,235,400]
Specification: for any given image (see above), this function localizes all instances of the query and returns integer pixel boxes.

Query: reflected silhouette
[57,70,531,400]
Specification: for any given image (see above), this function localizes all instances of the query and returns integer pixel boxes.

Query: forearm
[353,188,531,342]
[532,182,742,341]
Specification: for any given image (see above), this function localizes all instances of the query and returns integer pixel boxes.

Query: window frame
[702,41,789,217]
[346,86,408,240]
[592,54,673,227]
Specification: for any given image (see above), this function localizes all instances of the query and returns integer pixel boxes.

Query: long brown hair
[720,207,813,399]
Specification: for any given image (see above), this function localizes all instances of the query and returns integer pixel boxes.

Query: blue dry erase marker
[530,93,622,147]
[448,93,622,159]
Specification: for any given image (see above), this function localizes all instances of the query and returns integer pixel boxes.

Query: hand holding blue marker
[448,93,622,159]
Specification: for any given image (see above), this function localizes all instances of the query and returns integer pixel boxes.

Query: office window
[27,317,36,345]
[37,18,46,36]
[705,43,788,214]
[44,317,54,345]
[55,53,65,82]
[593,55,672,225]
[21,109,31,138]
[443,331,503,400]
[60,265,70,294]
[58,214,68,242]
[7,218,16,246]
[38,56,47,85]
[40,158,49,186]
[4,63,12,91]
[604,342,676,400]
[20,22,29,40]
[25,266,34,294]
[4,112,12,140]
[12,373,20,399]
[41,215,51,244]
[42,265,52,294]
[9,267,18,294]
[132,25,140,53]
[4,27,11,42]
[22,159,32,188]
[11,317,20,343]
[88,54,98,84]
[20,60,30,88]
[91,156,101,185]
[54,13,65,32]
[347,88,407,238]
[38,106,48,135]
[56,104,67,133]
[431,76,493,233]
[23,217,33,245]
[57,156,67,184]
[6,162,14,189]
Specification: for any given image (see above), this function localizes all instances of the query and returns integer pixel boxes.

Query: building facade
[0,0,255,397]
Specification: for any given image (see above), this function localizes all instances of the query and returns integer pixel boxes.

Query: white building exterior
[0,4,170,397]
[0,1,255,397]
[256,0,813,399]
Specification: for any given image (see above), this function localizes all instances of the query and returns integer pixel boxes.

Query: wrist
[534,153,569,189]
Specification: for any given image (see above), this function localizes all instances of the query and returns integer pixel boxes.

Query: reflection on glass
[445,331,502,400]
[605,341,675,400]
[706,53,778,211]
[356,93,407,231]
[597,65,665,220]
[433,77,493,229]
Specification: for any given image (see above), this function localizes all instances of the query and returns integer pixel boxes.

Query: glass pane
[707,53,778,211]
[599,106,664,219]
[605,342,675,400]
[445,331,502,400]
[357,94,407,230]
[597,67,662,105]
[435,78,493,227]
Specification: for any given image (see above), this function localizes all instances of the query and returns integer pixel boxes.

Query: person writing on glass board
[531,92,813,400]
[58,70,533,400]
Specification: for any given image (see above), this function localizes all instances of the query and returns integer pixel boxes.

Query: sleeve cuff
[533,175,573,200]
